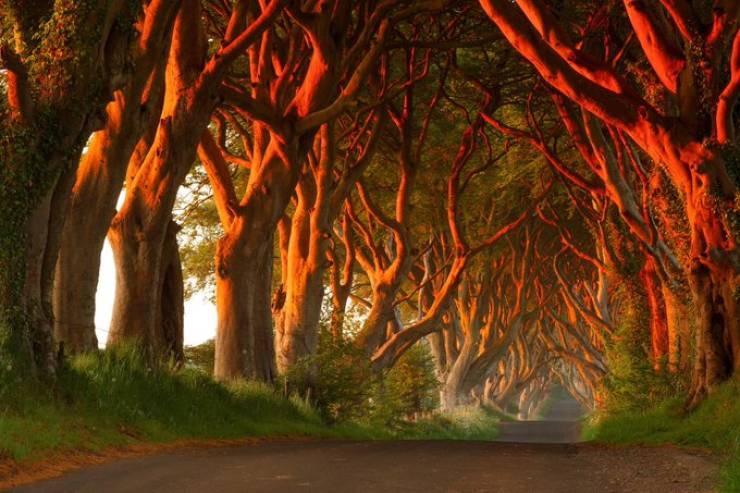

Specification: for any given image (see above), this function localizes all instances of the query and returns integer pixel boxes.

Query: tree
[479,0,739,405]
[0,0,145,379]
[54,0,180,354]
[106,0,283,359]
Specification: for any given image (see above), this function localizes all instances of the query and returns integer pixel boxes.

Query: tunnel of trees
[1,0,738,419]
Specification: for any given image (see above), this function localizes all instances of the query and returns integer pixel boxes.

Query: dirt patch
[575,443,719,493]
[0,436,315,491]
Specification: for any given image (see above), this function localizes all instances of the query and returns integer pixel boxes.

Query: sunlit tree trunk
[215,226,277,381]
[327,212,355,340]
[207,4,392,378]
[275,131,333,372]
[641,257,669,370]
[109,0,283,356]
[53,6,175,352]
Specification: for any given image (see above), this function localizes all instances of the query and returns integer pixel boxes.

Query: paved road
[496,390,585,443]
[8,394,716,492]
[8,439,716,493]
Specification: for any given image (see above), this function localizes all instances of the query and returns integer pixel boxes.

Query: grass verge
[0,347,498,482]
[583,379,740,493]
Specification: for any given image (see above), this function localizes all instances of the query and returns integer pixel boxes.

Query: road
[495,388,585,443]
[7,395,716,493]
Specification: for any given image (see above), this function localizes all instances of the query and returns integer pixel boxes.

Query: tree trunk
[213,229,277,381]
[641,258,669,370]
[107,212,168,351]
[158,221,184,362]
[440,337,475,411]
[54,63,167,354]
[23,186,61,377]
[106,0,218,356]
[661,281,691,373]
[275,186,329,373]
[330,288,350,340]
[686,261,738,407]
[356,284,398,355]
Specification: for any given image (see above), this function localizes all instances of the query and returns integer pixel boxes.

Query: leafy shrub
[600,281,684,413]
[281,331,373,423]
[183,339,215,374]
[368,344,439,428]
[282,331,440,427]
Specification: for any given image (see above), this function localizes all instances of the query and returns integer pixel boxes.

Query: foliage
[281,331,443,430]
[281,331,375,423]
[390,406,500,441]
[600,278,683,413]
[0,344,325,462]
[584,378,740,493]
[368,344,439,429]
[183,339,215,375]
[0,344,499,470]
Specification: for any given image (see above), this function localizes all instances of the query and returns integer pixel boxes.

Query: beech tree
[54,0,180,354]
[106,0,284,359]
[479,0,740,405]
[0,0,147,378]
[195,0,441,381]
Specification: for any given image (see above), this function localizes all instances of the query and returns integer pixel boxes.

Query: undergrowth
[0,345,499,466]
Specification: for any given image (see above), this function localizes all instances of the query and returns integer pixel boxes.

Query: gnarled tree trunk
[0,1,145,379]
[53,28,172,352]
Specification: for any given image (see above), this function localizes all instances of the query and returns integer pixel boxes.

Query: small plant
[367,344,439,429]
[281,331,374,423]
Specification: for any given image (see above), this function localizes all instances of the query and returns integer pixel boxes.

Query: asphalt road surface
[496,389,585,443]
[8,394,716,493]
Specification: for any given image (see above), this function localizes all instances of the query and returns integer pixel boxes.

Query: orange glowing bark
[54,1,178,353]
[206,1,404,379]
[478,0,740,404]
[108,0,283,354]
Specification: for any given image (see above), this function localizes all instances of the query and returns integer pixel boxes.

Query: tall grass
[583,379,740,493]
[0,346,332,462]
[0,345,499,465]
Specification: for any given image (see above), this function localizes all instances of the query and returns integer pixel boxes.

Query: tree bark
[214,230,276,381]
[53,17,172,353]
[275,161,331,373]
[641,258,670,370]
[0,1,145,378]
[109,0,281,356]
[212,137,298,381]
[158,221,184,362]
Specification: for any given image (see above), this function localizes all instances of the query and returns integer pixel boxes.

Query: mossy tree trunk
[0,0,145,380]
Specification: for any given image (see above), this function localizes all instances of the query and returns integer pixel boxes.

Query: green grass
[0,347,499,466]
[389,406,501,441]
[583,378,740,493]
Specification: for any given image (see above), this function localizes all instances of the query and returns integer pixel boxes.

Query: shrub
[282,331,441,428]
[183,339,215,374]
[368,344,439,428]
[281,332,373,423]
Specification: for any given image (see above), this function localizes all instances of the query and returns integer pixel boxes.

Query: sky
[94,239,217,348]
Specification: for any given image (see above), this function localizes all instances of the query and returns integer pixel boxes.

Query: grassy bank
[0,347,498,468]
[583,379,740,492]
